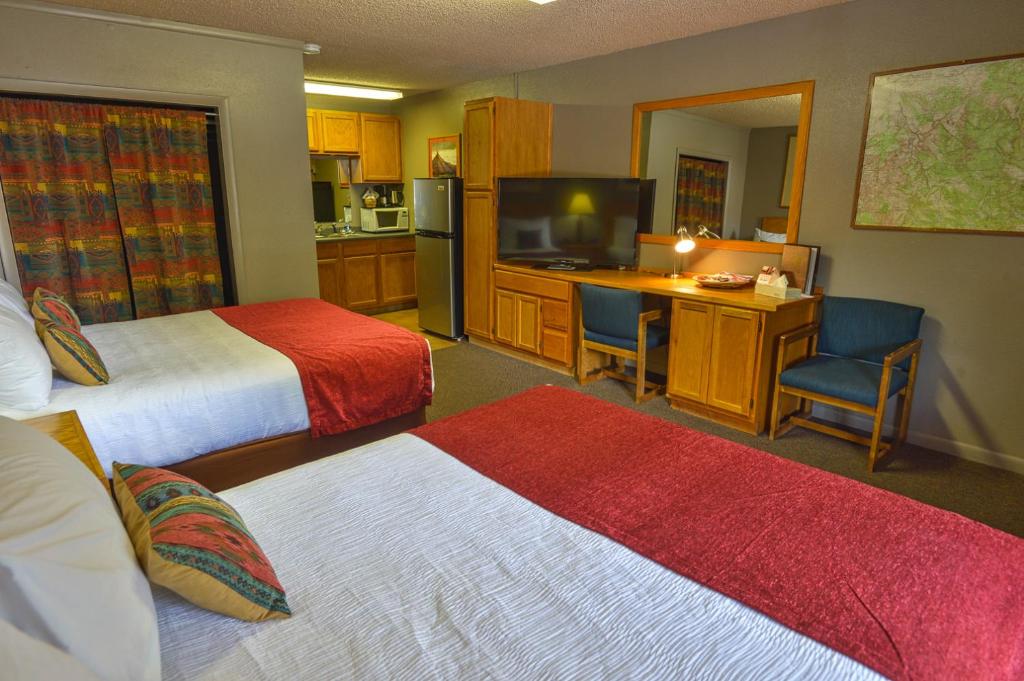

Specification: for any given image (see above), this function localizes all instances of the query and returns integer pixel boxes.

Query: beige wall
[0,4,317,303]
[396,0,1024,470]
[740,126,798,239]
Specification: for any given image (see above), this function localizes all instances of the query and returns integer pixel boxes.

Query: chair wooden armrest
[778,322,819,348]
[883,338,922,368]
[638,309,663,324]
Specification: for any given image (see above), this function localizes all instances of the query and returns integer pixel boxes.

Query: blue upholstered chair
[577,284,670,403]
[769,296,924,471]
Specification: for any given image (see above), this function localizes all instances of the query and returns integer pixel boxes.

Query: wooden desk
[491,264,820,435]
[24,411,109,490]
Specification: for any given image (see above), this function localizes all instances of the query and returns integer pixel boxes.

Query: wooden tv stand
[487,263,820,435]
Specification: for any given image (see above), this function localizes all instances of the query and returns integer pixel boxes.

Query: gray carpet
[426,342,1024,538]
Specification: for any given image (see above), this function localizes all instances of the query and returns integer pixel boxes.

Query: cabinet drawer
[379,236,415,253]
[494,270,569,301]
[342,240,379,257]
[315,241,339,259]
[541,299,569,331]
[541,327,571,366]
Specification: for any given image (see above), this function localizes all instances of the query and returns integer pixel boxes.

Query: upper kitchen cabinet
[308,109,360,155]
[306,109,402,182]
[321,111,360,154]
[359,113,402,182]
[306,111,322,153]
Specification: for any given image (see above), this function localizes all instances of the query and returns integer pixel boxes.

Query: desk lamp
[665,226,696,279]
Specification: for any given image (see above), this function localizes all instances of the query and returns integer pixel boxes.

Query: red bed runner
[214,299,431,437]
[412,386,1024,681]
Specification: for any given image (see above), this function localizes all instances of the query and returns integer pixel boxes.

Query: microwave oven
[360,207,409,232]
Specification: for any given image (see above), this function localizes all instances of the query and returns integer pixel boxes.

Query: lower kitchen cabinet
[316,236,416,314]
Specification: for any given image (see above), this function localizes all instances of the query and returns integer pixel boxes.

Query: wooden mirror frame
[631,80,815,254]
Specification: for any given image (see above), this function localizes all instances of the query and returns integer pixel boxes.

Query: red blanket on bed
[413,386,1024,681]
[214,299,431,437]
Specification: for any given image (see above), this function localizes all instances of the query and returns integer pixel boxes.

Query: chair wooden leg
[769,378,783,440]
[634,347,647,403]
[896,353,920,446]
[867,391,891,473]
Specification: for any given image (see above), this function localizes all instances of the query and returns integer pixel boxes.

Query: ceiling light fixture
[302,42,321,55]
[303,81,403,100]
[529,0,557,4]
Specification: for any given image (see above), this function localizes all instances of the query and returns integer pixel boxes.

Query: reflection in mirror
[634,83,812,246]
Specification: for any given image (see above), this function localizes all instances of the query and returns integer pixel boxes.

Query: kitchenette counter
[315,228,415,242]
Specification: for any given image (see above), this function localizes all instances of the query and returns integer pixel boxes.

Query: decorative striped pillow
[32,287,81,330]
[112,463,291,622]
[40,323,109,385]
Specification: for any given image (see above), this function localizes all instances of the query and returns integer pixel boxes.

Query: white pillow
[0,307,52,410]
[0,417,161,681]
[753,227,788,243]
[0,278,33,327]
[0,619,103,681]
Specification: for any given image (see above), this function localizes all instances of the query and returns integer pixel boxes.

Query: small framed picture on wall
[428,134,461,178]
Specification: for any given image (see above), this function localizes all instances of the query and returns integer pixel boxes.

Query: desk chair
[577,284,669,403]
[769,296,924,471]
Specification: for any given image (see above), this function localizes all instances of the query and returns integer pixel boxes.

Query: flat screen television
[497,177,654,269]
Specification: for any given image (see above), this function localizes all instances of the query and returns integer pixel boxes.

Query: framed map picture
[852,53,1024,235]
[428,134,460,178]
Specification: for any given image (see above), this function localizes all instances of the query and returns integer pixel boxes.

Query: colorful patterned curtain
[0,98,133,323]
[675,155,728,236]
[104,107,224,318]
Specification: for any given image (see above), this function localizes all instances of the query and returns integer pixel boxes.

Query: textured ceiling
[680,94,803,128]
[50,0,849,93]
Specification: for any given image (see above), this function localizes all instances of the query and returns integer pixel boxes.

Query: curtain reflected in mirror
[675,154,727,236]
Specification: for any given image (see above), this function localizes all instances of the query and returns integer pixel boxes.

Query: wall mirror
[631,81,814,253]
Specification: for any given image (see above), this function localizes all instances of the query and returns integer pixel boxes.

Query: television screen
[497,178,653,268]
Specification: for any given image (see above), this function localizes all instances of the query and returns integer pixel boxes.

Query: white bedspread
[155,434,881,680]
[0,311,308,473]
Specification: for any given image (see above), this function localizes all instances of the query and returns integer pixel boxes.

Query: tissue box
[755,280,802,299]
[755,272,801,299]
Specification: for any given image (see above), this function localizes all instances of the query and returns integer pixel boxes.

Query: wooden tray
[693,274,753,289]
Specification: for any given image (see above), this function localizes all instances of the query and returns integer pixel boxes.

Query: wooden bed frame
[167,407,426,491]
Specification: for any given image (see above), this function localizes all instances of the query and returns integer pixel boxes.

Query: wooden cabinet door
[380,251,416,305]
[343,255,380,310]
[321,111,360,154]
[464,191,494,339]
[515,294,540,353]
[667,300,715,403]
[494,289,515,346]
[463,101,494,190]
[306,111,322,153]
[360,114,402,182]
[317,258,342,306]
[706,306,761,416]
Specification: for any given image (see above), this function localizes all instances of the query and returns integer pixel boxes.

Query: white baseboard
[812,405,1024,476]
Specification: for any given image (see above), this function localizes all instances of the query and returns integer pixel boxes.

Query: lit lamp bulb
[675,235,696,253]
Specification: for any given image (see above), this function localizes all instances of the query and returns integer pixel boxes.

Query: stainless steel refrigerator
[414,177,463,339]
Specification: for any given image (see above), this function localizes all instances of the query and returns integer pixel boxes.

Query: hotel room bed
[4,386,1022,680]
[0,299,432,484]
[152,386,1022,681]
[155,432,880,680]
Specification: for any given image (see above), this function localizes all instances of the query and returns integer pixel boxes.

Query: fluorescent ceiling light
[530,0,557,4]
[303,81,403,100]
